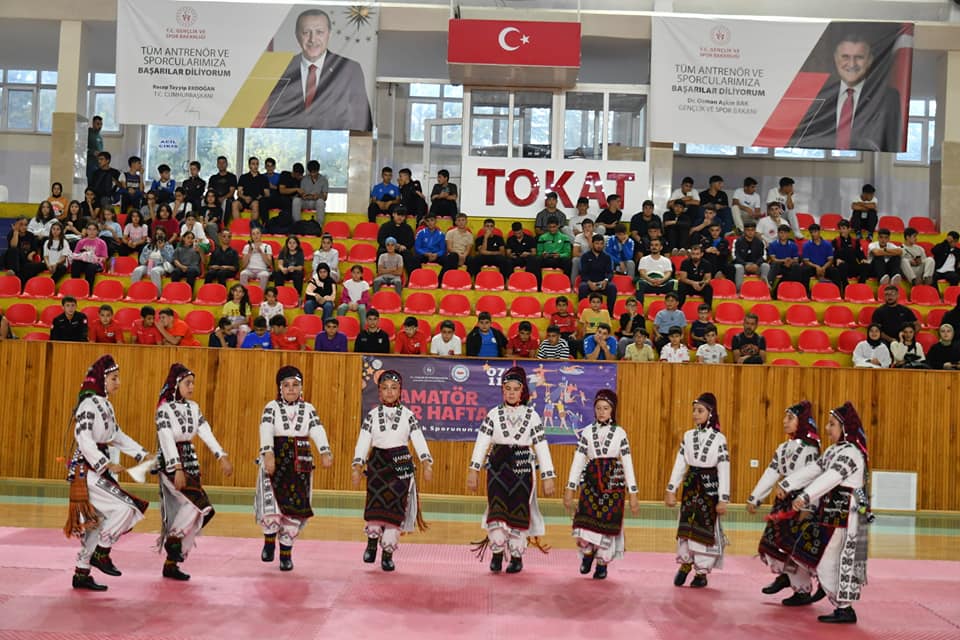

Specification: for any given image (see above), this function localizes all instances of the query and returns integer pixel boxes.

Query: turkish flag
[447,19,581,67]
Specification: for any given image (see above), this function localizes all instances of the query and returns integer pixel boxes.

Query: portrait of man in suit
[789,33,902,152]
[260,9,373,131]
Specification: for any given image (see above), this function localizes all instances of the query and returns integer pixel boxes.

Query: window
[470,90,510,157]
[678,144,859,161]
[145,126,189,178]
[607,93,646,161]
[896,99,936,165]
[243,128,308,174]
[512,91,552,158]
[774,147,825,159]
[196,127,239,177]
[685,144,737,156]
[310,130,349,189]
[406,83,464,145]
[0,68,58,132]
[564,91,603,159]
[87,73,119,133]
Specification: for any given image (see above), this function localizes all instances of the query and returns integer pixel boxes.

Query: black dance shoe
[818,607,857,624]
[762,573,791,594]
[381,551,395,572]
[72,574,108,591]
[690,573,708,588]
[164,539,185,563]
[162,564,191,581]
[90,554,122,577]
[810,586,826,602]
[261,543,275,563]
[505,557,523,574]
[781,591,816,606]
[674,567,690,587]
[593,563,608,580]
[363,537,378,563]
[580,554,594,575]
[490,552,504,573]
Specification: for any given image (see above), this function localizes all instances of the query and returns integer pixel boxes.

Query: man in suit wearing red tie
[789,33,901,152]
[259,9,372,131]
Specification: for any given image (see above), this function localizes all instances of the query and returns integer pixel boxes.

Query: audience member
[277,163,305,222]
[756,202,787,245]
[234,157,270,226]
[241,316,273,349]
[430,320,462,356]
[314,317,348,352]
[604,223,635,278]
[636,237,675,306]
[149,163,177,204]
[506,321,538,357]
[733,220,769,290]
[900,228,935,286]
[207,156,238,221]
[698,222,734,281]
[139,191,158,223]
[579,292,612,339]
[303,263,337,319]
[62,200,84,245]
[669,177,700,228]
[4,216,43,287]
[850,184,879,240]
[131,228,174,291]
[659,326,690,363]
[890,323,927,369]
[86,115,103,183]
[368,166,400,222]
[534,192,571,237]
[696,324,728,364]
[689,303,713,349]
[926,324,960,370]
[446,213,475,269]
[312,233,341,282]
[942,300,960,337]
[156,308,200,346]
[47,181,67,215]
[662,199,693,255]
[801,223,843,289]
[505,221,538,274]
[577,234,617,314]
[43,221,70,282]
[132,306,163,345]
[429,169,458,218]
[853,323,892,368]
[466,311,507,357]
[89,305,123,344]
[170,232,202,288]
[205,229,239,285]
[50,296,88,342]
[699,175,733,234]
[831,219,867,285]
[269,315,306,351]
[373,237,404,295]
[28,201,56,241]
[171,187,193,222]
[537,325,571,360]
[181,161,206,213]
[595,194,623,235]
[584,323,618,360]
[97,209,123,255]
[677,244,713,307]
[377,208,415,274]
[767,224,805,293]
[550,296,580,357]
[395,316,428,355]
[623,328,655,362]
[570,218,596,285]
[121,157,144,213]
[88,151,121,212]
[209,317,237,348]
[71,222,108,288]
[397,168,427,222]
[467,218,508,278]
[152,204,180,244]
[273,235,305,292]
[765,176,803,238]
[537,216,573,278]
[239,228,274,289]
[338,264,371,325]
[222,284,252,342]
[731,177,762,232]
[199,190,224,240]
[354,309,391,353]
[867,228,903,286]
[258,286,285,324]
[413,213,456,275]
[732,313,766,364]
[297,160,329,225]
[121,210,149,257]
[871,285,916,343]
[629,200,662,244]
[652,292,686,351]
[569,197,592,237]
[617,296,643,357]
[932,231,960,286]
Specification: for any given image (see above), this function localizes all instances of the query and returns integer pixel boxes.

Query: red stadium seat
[408,269,439,290]
[796,213,815,229]
[811,282,842,302]
[438,293,472,316]
[229,218,251,234]
[843,283,875,304]
[713,302,744,325]
[785,304,818,327]
[917,241,934,257]
[917,331,939,353]
[292,314,325,337]
[612,275,634,296]
[476,295,508,317]
[474,270,505,291]
[763,328,795,352]
[378,317,397,337]
[750,303,782,325]
[105,256,136,276]
[338,315,360,340]
[230,239,247,255]
[711,278,737,299]
[276,286,300,308]
[645,300,666,321]
[509,296,542,318]
[81,306,100,325]
[577,298,592,314]
[613,298,635,317]
[114,307,141,332]
[857,306,878,327]
[352,222,379,241]
[441,270,473,291]
[813,359,841,368]
[776,281,808,302]
[772,358,800,366]
[323,221,351,239]
[299,240,314,256]
[22,277,56,299]
[924,308,947,330]
[184,310,216,335]
[908,217,937,234]
[449,320,467,341]
[91,280,124,302]
[38,304,62,328]
[403,292,436,315]
[5,303,38,326]
[246,284,264,306]
[823,306,856,328]
[740,280,770,301]
[878,216,904,233]
[722,327,743,349]
[332,242,348,261]
[58,278,90,300]
[838,330,866,354]
[944,286,960,307]
[798,329,834,353]
[125,281,159,302]
[194,283,227,306]
[0,275,22,296]
[819,214,842,231]
[347,244,377,263]
[507,321,540,341]
[159,282,193,304]
[681,301,703,322]
[263,240,282,256]
[541,273,572,294]
[370,290,402,314]
[23,331,49,341]
[507,271,538,293]
[909,285,941,306]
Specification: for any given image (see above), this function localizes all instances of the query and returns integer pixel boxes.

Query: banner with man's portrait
[116,0,377,131]
[650,17,913,152]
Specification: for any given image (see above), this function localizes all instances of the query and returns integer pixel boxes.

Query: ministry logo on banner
[359,357,617,444]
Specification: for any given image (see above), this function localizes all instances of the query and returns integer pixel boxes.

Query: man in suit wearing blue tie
[261,9,373,131]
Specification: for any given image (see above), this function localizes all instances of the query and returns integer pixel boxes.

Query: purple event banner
[360,357,617,445]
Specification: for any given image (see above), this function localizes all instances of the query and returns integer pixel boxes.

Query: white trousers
[365,521,401,552]
[76,472,145,569]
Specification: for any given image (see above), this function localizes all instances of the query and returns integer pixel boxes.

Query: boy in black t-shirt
[181,161,206,212]
[234,157,270,227]
[689,303,712,349]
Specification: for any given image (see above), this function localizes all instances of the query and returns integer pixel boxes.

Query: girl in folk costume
[665,392,730,588]
[467,366,556,575]
[352,370,433,572]
[747,401,825,605]
[155,363,233,581]
[780,402,871,624]
[63,355,153,591]
[563,390,640,580]
[255,365,333,571]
